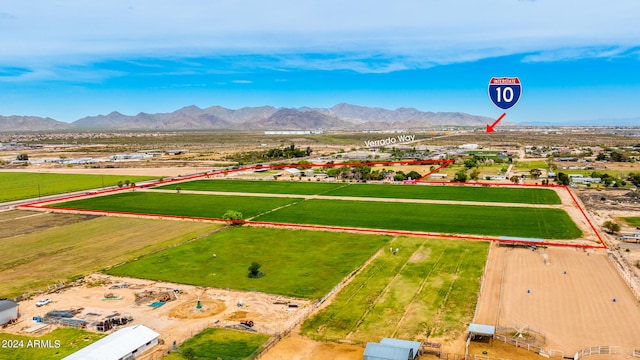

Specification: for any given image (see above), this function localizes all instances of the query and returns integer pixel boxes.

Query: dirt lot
[475,244,640,355]
[5,274,310,356]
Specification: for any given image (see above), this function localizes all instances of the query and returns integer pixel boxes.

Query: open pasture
[301,237,488,345]
[48,192,301,219]
[0,172,154,203]
[164,328,270,360]
[0,215,221,297]
[0,210,98,240]
[254,199,582,239]
[106,227,389,299]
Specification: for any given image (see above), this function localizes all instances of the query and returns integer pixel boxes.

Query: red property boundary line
[18,159,606,249]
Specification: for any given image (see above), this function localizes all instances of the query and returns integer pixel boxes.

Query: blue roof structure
[380,338,421,359]
[364,342,412,360]
[468,323,496,336]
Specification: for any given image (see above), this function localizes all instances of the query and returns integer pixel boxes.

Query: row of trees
[324,164,422,181]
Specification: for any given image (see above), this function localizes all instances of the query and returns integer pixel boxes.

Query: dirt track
[475,244,640,354]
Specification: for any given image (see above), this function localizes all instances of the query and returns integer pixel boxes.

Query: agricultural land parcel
[156,179,562,204]
[49,188,581,239]
[0,172,154,203]
[164,328,270,360]
[0,211,222,297]
[622,217,640,227]
[106,227,388,299]
[49,192,301,219]
[302,237,488,345]
[0,328,104,360]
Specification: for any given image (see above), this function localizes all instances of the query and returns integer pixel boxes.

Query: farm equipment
[240,320,254,328]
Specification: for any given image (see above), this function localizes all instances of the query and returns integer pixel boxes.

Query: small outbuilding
[379,338,421,359]
[0,300,19,325]
[364,342,413,360]
[63,324,160,360]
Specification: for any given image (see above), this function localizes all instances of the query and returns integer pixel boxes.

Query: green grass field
[621,217,640,227]
[155,179,347,195]
[325,183,561,204]
[164,328,270,360]
[0,172,154,203]
[49,192,301,219]
[154,179,561,204]
[106,227,389,298]
[254,199,582,239]
[0,328,104,360]
[0,215,221,297]
[301,237,488,343]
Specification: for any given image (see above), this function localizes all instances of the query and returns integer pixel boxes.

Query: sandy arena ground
[475,244,640,355]
[7,274,311,356]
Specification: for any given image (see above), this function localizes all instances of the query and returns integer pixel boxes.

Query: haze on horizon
[0,1,639,125]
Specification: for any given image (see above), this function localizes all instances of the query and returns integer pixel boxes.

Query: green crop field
[0,214,221,297]
[0,172,154,203]
[155,179,347,195]
[0,328,104,360]
[154,179,561,204]
[622,217,640,227]
[325,183,561,204]
[106,227,389,299]
[164,328,270,360]
[254,199,582,239]
[302,237,488,343]
[49,192,301,219]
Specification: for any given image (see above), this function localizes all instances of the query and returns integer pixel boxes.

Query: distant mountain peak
[1,103,494,132]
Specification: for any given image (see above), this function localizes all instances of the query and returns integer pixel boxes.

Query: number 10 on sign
[488,77,521,110]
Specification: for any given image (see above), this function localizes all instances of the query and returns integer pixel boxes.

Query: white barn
[0,300,18,325]
[63,325,160,360]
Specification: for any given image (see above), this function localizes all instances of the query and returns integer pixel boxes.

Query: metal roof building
[364,342,413,360]
[379,338,421,359]
[0,300,19,325]
[63,324,160,360]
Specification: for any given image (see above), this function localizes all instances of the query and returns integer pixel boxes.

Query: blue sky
[1,1,639,124]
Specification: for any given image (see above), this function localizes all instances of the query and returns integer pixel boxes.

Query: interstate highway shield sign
[488,77,522,110]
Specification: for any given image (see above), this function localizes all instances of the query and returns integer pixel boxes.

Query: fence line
[574,345,621,359]
[607,249,640,302]
[494,335,543,354]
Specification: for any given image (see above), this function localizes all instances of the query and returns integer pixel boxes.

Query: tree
[510,175,520,184]
[628,172,640,187]
[603,220,621,234]
[222,210,243,224]
[530,168,542,179]
[556,172,570,185]
[463,158,478,169]
[393,171,407,181]
[406,171,422,181]
[124,179,130,187]
[453,169,467,182]
[469,169,480,181]
[16,153,29,161]
[248,262,264,278]
[175,185,181,193]
[117,181,124,188]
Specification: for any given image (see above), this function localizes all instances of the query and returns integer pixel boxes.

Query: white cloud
[0,0,638,72]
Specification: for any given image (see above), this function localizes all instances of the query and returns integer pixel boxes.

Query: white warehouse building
[0,300,18,325]
[63,325,160,360]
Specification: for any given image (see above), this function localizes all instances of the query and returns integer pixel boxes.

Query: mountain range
[0,103,495,132]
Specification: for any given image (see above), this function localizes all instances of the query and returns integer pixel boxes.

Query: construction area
[3,274,311,356]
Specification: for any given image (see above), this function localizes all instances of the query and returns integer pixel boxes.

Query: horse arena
[475,245,640,355]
